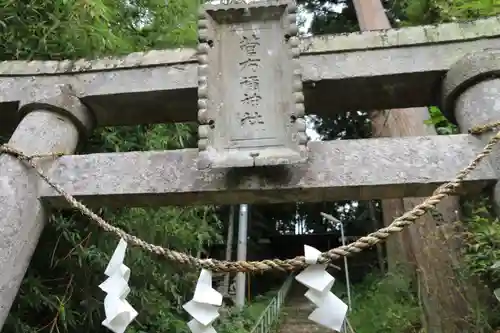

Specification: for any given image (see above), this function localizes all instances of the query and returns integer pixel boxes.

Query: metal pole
[320,212,353,311]
[339,221,352,311]
[223,205,235,296]
[236,204,248,309]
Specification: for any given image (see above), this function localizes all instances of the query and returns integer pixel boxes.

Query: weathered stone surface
[197,0,307,168]
[443,49,500,211]
[0,107,89,329]
[18,84,95,141]
[1,16,500,134]
[39,134,495,207]
[442,48,500,124]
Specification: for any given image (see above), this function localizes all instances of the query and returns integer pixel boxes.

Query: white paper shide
[99,238,138,333]
[183,269,223,333]
[295,245,348,332]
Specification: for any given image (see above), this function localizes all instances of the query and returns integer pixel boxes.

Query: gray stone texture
[443,49,500,210]
[0,97,92,329]
[39,134,494,208]
[442,48,500,124]
[197,0,307,168]
[18,85,95,141]
[0,15,499,135]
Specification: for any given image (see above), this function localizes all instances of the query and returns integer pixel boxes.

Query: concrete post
[235,204,248,309]
[0,87,94,330]
[442,49,500,210]
[223,205,235,296]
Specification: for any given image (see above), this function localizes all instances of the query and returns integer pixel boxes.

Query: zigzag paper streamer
[99,238,138,333]
[183,269,223,333]
[295,245,348,332]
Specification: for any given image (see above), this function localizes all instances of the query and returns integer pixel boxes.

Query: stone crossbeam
[1,16,500,135]
[39,134,496,207]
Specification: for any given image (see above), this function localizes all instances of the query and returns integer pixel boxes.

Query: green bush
[342,272,421,333]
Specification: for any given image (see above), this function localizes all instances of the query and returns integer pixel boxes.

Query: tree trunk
[379,198,411,272]
[351,2,474,332]
[368,201,386,273]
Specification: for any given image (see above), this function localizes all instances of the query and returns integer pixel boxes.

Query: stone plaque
[197,0,308,169]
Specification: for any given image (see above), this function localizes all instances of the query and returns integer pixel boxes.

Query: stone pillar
[0,87,94,330]
[442,49,500,210]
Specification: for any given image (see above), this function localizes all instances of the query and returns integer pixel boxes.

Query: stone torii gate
[1,0,500,328]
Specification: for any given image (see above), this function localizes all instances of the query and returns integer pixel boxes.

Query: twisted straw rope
[1,122,499,273]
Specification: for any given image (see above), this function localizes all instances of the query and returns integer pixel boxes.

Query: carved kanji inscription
[197,0,308,169]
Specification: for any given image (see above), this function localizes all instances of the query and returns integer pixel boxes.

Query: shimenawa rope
[1,122,499,273]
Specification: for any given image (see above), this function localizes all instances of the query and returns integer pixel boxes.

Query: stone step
[278,323,333,333]
[280,313,311,320]
[278,303,332,333]
[277,282,336,333]
[280,312,311,321]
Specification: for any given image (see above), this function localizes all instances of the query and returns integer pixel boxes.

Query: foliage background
[1,1,224,332]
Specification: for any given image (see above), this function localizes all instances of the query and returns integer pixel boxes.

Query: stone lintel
[39,134,496,207]
[1,15,500,134]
